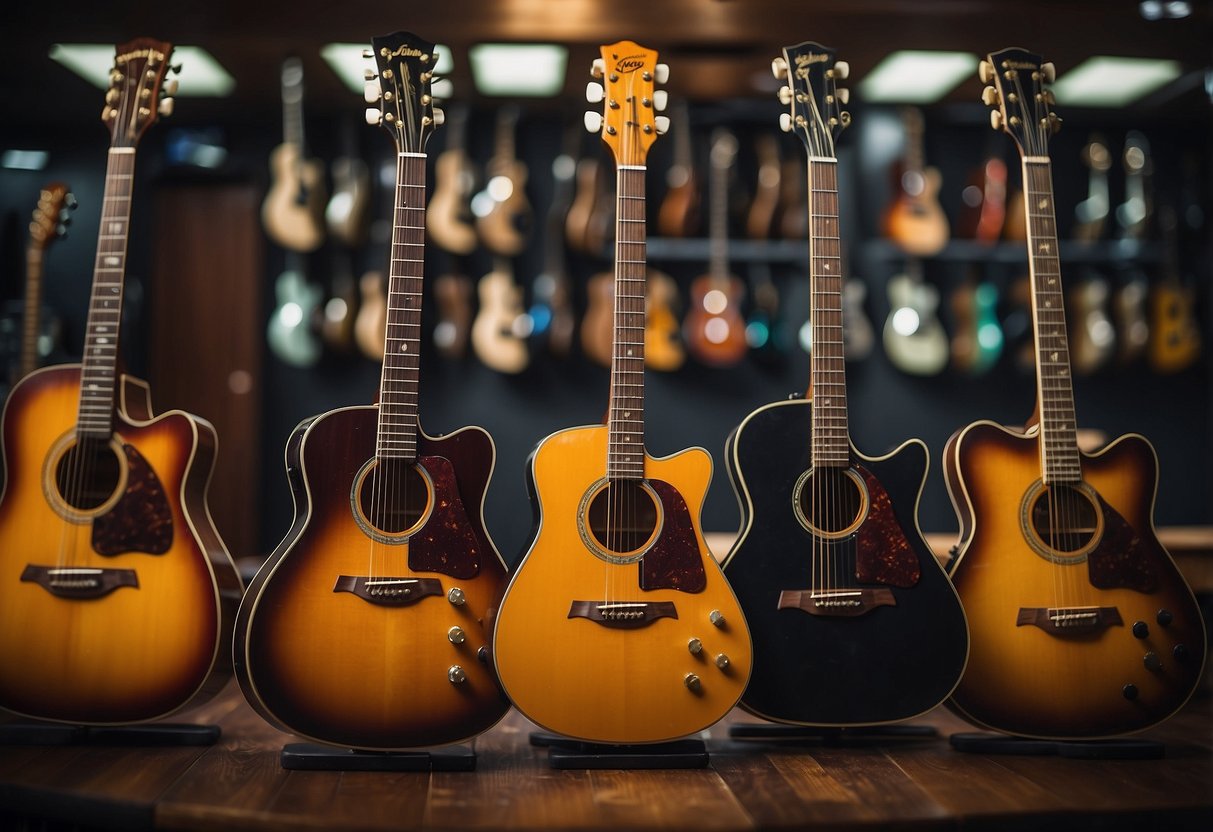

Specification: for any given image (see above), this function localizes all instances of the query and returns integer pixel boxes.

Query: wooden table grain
[2,682,1210,831]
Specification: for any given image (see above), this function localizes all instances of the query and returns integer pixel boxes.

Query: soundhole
[578,478,662,564]
[352,458,432,542]
[1021,481,1103,563]
[792,467,869,540]
[54,437,123,512]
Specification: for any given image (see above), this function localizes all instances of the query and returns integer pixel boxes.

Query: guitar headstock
[365,31,443,154]
[584,41,669,166]
[772,42,850,158]
[980,47,1061,158]
[29,183,76,249]
[102,39,176,149]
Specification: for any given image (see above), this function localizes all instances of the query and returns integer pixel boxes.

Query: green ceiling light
[322,42,454,95]
[2,150,50,170]
[49,44,235,97]
[469,43,568,97]
[859,50,978,103]
[1051,56,1182,107]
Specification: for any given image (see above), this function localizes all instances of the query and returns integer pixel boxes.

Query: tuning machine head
[590,57,605,79]
[585,80,604,103]
[654,115,670,134]
[829,60,849,80]
[1040,61,1056,83]
[771,56,788,80]
[584,109,603,134]
[653,89,668,111]
[364,78,382,104]
[365,107,382,126]
[978,59,995,84]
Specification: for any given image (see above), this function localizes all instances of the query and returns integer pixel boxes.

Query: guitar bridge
[568,600,678,629]
[21,565,139,599]
[333,575,443,607]
[778,588,896,618]
[1017,606,1122,634]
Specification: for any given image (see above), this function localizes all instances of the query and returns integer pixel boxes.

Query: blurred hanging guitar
[471,257,529,373]
[262,56,327,253]
[0,40,242,725]
[881,107,948,257]
[528,147,578,360]
[1148,204,1200,374]
[944,49,1205,739]
[475,106,531,257]
[235,33,509,751]
[656,100,699,238]
[493,43,752,744]
[14,183,75,383]
[427,104,479,257]
[1111,131,1152,364]
[723,43,967,727]
[684,129,747,367]
[882,258,948,376]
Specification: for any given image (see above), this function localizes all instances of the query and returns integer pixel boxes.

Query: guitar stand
[728,723,938,746]
[0,721,220,747]
[530,731,709,769]
[280,742,476,771]
[949,732,1165,760]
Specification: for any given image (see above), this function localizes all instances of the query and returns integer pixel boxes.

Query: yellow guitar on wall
[492,42,752,745]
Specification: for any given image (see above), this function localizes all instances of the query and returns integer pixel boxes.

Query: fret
[606,166,649,480]
[807,158,850,467]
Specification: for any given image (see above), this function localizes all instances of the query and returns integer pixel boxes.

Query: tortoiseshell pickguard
[92,443,173,556]
[406,455,481,580]
[639,479,706,593]
[854,465,920,588]
[1087,496,1159,593]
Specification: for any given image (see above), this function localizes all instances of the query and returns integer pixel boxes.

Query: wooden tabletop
[1,683,1210,831]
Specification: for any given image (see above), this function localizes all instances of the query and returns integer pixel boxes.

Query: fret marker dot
[623,412,630,418]
[627,349,634,357]
[400,343,408,352]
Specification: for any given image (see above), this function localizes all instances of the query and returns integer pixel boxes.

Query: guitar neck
[282,59,306,151]
[78,148,137,440]
[376,152,427,461]
[808,158,848,467]
[708,139,730,279]
[21,245,45,378]
[607,165,647,480]
[1022,157,1081,483]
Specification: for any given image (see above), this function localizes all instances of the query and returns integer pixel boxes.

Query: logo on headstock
[794,52,830,67]
[1002,60,1038,71]
[116,48,167,65]
[613,54,646,74]
[389,45,425,59]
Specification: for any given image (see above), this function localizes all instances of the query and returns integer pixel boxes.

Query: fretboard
[1023,158,1081,483]
[808,158,848,467]
[77,148,136,440]
[708,146,729,279]
[606,165,647,480]
[20,245,44,378]
[376,152,427,461]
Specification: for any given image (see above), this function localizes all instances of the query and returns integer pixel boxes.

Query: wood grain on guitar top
[493,424,751,744]
[0,367,240,724]
[945,422,1206,738]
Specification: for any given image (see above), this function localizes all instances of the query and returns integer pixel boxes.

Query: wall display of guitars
[722,42,968,728]
[0,39,243,725]
[493,41,753,745]
[944,48,1206,739]
[236,31,510,751]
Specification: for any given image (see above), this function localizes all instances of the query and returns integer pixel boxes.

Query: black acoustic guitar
[722,42,969,727]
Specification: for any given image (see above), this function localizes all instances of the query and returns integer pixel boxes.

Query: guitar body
[842,279,875,361]
[580,271,614,368]
[236,406,509,750]
[0,366,240,724]
[428,148,478,256]
[882,168,948,257]
[493,424,751,743]
[645,270,685,371]
[326,156,371,248]
[262,143,327,253]
[723,398,968,725]
[1069,274,1115,375]
[432,272,473,360]
[267,268,323,368]
[476,159,530,257]
[944,422,1206,738]
[1113,272,1149,364]
[882,274,948,375]
[657,174,699,239]
[684,275,748,367]
[471,269,528,373]
[354,271,386,361]
[1148,279,1200,373]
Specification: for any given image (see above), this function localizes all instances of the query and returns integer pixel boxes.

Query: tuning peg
[1047,112,1062,134]
[654,63,669,84]
[584,110,603,133]
[365,107,382,125]
[653,90,668,111]
[590,58,605,78]
[654,115,670,134]
[832,61,850,80]
[779,112,792,132]
[978,60,994,84]
[106,88,120,104]
[1038,89,1056,105]
[64,193,78,210]
[840,111,852,128]
[157,97,174,117]
[363,48,375,59]
[778,86,792,105]
[1041,62,1056,83]
[55,223,68,237]
[981,85,1000,106]
[363,69,377,81]
[990,110,1004,131]
[364,79,381,103]
[585,81,604,104]
[164,79,179,96]
[432,107,445,126]
[836,88,850,105]
[771,56,788,80]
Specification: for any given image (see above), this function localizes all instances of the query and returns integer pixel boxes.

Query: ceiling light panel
[49,44,235,97]
[859,50,978,104]
[1051,56,1183,107]
[469,43,568,97]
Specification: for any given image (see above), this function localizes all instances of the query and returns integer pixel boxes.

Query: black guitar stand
[280,742,476,771]
[949,732,1165,759]
[0,721,220,747]
[529,731,709,769]
[728,723,938,746]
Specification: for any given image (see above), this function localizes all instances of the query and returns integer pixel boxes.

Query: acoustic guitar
[656,100,699,238]
[1072,134,1111,242]
[0,40,242,726]
[262,56,327,253]
[585,266,684,371]
[1112,131,1153,364]
[949,267,1003,376]
[493,43,752,745]
[475,106,531,257]
[957,156,1007,244]
[723,42,967,728]
[945,48,1205,739]
[14,183,75,382]
[881,107,948,257]
[882,258,948,376]
[528,148,578,360]
[1069,267,1116,375]
[1148,205,1200,374]
[236,32,510,751]
[427,104,479,257]
[471,257,529,374]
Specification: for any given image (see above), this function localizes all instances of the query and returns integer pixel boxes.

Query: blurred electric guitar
[945,48,1205,739]
[881,107,948,257]
[475,106,531,257]
[0,40,241,726]
[882,258,948,376]
[262,56,326,253]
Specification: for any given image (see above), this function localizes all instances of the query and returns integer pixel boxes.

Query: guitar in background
[354,269,386,361]
[1148,204,1201,374]
[528,148,577,360]
[493,43,752,744]
[262,57,326,253]
[746,132,782,240]
[0,40,242,725]
[235,33,510,751]
[724,43,967,727]
[428,106,478,361]
[8,184,75,385]
[945,49,1205,739]
[882,258,948,376]
[321,122,371,354]
[1072,133,1111,242]
[799,249,873,363]
[472,258,529,373]
[565,153,604,254]
[585,265,685,372]
[684,129,747,367]
[657,100,699,238]
[882,107,948,257]
[1069,266,1116,375]
[267,252,324,367]
[957,155,1007,244]
[1112,131,1153,364]
[949,266,1003,376]
[744,135,787,364]
[475,106,531,257]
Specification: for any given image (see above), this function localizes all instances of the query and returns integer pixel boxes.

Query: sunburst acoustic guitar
[235,32,510,752]
[944,48,1206,739]
[493,42,752,745]
[0,39,242,726]
[723,42,968,728]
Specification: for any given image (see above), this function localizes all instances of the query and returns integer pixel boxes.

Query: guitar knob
[1047,113,1063,134]
[584,110,603,133]
[777,86,792,105]
[364,79,382,103]
[981,86,1000,106]
[1157,609,1173,627]
[106,89,119,104]
[779,112,793,133]
[835,88,850,105]
[585,81,604,103]
[1174,644,1190,662]
[1132,620,1149,639]
[590,58,605,78]
[448,665,467,684]
[771,56,788,79]
[687,637,703,655]
[447,626,467,645]
[447,587,466,606]
[365,107,382,125]
[978,59,995,84]
[1041,62,1056,83]
[709,610,726,628]
[990,110,1004,132]
[653,90,668,111]
[715,653,730,670]
[684,673,702,693]
[654,63,670,84]
[157,98,174,117]
[1122,683,1139,701]
[1143,651,1162,671]
[654,115,670,134]
[832,61,850,80]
